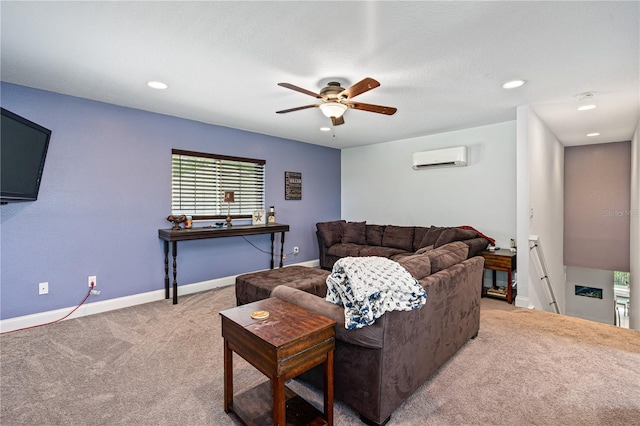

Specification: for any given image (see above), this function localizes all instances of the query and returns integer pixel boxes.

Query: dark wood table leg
[279,232,285,268]
[506,269,513,304]
[270,233,275,270]
[272,375,286,426]
[171,241,178,304]
[324,349,334,426]
[163,241,170,300]
[223,339,233,413]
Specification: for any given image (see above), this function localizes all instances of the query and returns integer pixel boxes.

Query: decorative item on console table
[166,214,187,230]
[268,205,276,223]
[252,209,266,225]
[224,190,235,227]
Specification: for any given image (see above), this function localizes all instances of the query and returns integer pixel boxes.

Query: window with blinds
[171,149,265,220]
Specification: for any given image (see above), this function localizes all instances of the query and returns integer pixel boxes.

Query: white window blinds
[171,149,265,219]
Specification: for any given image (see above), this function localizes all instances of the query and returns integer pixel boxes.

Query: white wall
[565,267,614,324]
[341,121,517,248]
[516,107,530,307]
[630,125,640,330]
[516,106,565,313]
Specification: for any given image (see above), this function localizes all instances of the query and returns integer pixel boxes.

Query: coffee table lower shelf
[230,381,327,426]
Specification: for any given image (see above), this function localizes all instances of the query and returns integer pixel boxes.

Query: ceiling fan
[276,77,397,126]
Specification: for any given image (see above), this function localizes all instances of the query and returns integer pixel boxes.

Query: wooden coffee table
[220,297,336,426]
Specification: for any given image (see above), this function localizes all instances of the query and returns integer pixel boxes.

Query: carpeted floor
[1,285,639,425]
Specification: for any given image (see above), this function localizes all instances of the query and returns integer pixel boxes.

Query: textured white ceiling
[1,1,638,149]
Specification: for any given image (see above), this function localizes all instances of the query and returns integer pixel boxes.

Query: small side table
[220,297,336,426]
[480,249,517,304]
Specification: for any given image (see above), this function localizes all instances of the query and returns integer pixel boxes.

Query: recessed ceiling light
[577,104,596,111]
[147,81,168,90]
[320,127,331,132]
[502,79,527,89]
[587,132,600,137]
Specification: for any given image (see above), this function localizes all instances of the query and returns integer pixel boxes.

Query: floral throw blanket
[326,256,427,329]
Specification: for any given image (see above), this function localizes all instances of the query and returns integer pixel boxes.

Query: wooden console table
[220,297,335,426]
[158,223,289,304]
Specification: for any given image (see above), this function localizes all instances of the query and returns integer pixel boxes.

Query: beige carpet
[1,285,639,425]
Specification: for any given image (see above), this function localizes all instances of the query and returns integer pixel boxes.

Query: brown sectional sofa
[316,220,490,271]
[272,241,484,425]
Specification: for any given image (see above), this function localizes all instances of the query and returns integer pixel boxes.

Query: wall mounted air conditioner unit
[412,146,468,169]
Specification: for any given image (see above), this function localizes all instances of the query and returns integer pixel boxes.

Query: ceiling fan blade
[331,116,345,126]
[276,104,318,114]
[348,102,397,115]
[277,83,322,98]
[340,77,380,99]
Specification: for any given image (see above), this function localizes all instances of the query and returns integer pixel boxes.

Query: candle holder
[224,190,235,227]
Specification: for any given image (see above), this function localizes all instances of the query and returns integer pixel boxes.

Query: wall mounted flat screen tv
[1,107,52,203]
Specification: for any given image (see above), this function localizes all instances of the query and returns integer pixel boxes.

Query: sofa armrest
[271,285,384,349]
[463,237,490,257]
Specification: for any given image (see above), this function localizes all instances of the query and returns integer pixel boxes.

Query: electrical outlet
[88,275,97,288]
[293,246,300,254]
[39,282,49,295]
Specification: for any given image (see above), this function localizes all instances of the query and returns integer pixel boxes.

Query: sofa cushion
[390,252,413,261]
[420,226,445,248]
[317,220,345,247]
[327,243,362,257]
[396,253,432,280]
[427,241,469,273]
[434,227,478,248]
[360,246,408,258]
[342,221,367,245]
[465,237,491,257]
[366,224,385,246]
[382,225,415,252]
[415,244,434,255]
[413,227,429,251]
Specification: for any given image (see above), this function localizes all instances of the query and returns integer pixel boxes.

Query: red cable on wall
[0,285,94,335]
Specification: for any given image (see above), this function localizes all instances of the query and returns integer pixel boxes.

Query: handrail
[529,235,560,314]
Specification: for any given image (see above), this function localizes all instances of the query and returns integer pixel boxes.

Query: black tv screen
[1,107,52,203]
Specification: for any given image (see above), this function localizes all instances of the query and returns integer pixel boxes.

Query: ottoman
[235,265,330,305]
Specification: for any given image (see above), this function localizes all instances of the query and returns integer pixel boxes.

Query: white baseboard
[515,295,530,309]
[0,260,320,333]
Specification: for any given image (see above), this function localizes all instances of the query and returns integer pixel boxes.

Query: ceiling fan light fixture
[319,102,347,118]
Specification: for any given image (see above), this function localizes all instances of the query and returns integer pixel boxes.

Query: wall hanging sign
[285,171,302,200]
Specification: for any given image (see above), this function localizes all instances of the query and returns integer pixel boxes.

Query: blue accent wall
[0,83,341,319]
